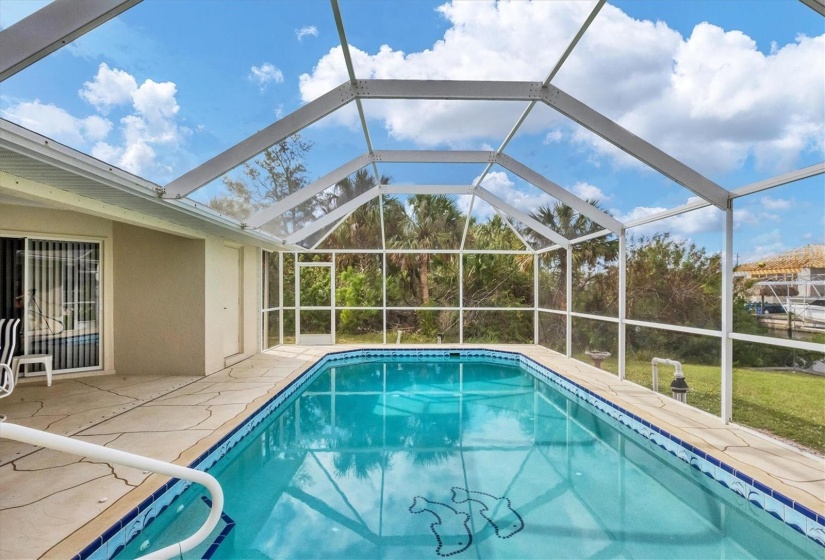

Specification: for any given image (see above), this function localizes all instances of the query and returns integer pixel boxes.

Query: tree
[319,169,390,259]
[531,200,619,314]
[389,195,464,304]
[208,135,314,232]
[626,232,721,330]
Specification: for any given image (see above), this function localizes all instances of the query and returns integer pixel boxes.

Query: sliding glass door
[1,236,102,374]
[21,239,101,372]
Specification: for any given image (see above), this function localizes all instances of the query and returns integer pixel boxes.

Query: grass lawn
[576,353,824,454]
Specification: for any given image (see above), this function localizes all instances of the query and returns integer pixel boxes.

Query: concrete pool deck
[0,344,823,559]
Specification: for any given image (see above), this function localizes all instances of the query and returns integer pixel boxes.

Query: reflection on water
[117,359,820,560]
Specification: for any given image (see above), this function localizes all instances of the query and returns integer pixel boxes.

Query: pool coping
[67,347,825,559]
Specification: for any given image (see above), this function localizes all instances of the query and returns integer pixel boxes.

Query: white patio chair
[0,318,21,400]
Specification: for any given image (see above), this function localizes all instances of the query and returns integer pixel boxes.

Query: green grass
[575,353,824,453]
[730,367,824,453]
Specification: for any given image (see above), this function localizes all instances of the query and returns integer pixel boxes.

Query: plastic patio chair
[0,318,21,400]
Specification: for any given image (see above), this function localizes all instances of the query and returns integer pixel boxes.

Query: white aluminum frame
[0,0,142,82]
[3,0,823,433]
[296,261,334,345]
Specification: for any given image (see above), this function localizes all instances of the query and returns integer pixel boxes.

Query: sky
[0,0,823,262]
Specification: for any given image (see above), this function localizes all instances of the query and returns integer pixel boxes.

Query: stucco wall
[112,222,206,376]
[2,204,262,378]
[0,204,115,374]
[203,240,261,374]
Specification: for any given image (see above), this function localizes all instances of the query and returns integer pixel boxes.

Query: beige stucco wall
[1,203,262,378]
[112,222,207,376]
[203,239,261,374]
[0,204,116,374]
[242,245,260,355]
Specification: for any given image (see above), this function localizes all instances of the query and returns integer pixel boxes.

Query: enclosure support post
[534,253,539,345]
[258,249,263,352]
[459,254,464,344]
[618,230,627,379]
[721,203,734,423]
[294,252,299,344]
[380,195,387,345]
[279,251,284,346]
[566,245,573,357]
[331,252,337,344]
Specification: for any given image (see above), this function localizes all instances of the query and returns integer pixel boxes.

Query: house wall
[203,239,260,374]
[0,204,116,374]
[112,222,207,376]
[1,203,262,378]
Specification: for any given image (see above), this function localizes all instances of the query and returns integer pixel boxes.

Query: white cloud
[571,182,611,202]
[5,64,187,178]
[620,197,724,237]
[558,17,825,176]
[299,2,824,172]
[1,100,112,145]
[249,63,284,91]
[79,63,137,113]
[618,197,760,240]
[543,129,564,144]
[296,25,318,41]
[739,228,787,263]
[466,171,556,220]
[759,196,794,210]
[299,2,593,146]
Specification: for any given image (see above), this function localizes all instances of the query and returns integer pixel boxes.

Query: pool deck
[0,344,823,559]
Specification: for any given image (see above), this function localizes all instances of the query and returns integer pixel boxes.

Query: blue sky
[0,0,822,261]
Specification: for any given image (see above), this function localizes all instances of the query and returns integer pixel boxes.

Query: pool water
[116,358,820,559]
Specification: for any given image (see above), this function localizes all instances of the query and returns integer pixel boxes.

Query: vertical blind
[0,238,24,351]
[26,239,100,371]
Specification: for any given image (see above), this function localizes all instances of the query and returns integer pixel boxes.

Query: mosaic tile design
[79,349,825,559]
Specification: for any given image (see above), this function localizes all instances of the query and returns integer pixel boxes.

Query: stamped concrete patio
[1,345,823,559]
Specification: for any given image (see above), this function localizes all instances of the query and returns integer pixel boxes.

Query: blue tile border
[81,348,825,559]
[200,496,236,560]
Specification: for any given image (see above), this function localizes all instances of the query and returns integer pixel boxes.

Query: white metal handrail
[0,422,224,560]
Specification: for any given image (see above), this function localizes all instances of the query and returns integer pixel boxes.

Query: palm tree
[530,199,618,272]
[316,170,390,259]
[531,200,619,348]
[389,195,464,304]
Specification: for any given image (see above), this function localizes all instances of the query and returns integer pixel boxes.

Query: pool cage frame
[2,0,823,428]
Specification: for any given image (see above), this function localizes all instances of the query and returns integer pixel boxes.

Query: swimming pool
[87,350,823,559]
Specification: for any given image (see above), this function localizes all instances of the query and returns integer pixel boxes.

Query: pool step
[200,496,237,559]
[112,495,236,559]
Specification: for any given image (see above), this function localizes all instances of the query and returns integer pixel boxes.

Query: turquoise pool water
[114,357,821,559]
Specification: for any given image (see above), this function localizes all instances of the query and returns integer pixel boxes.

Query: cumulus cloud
[299,2,593,146]
[619,196,759,239]
[4,63,187,177]
[1,100,112,145]
[79,63,137,113]
[557,16,825,177]
[299,1,823,173]
[571,182,611,201]
[739,228,787,263]
[249,63,284,91]
[759,196,794,210]
[296,25,318,41]
[465,171,556,220]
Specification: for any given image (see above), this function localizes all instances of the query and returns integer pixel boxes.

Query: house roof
[738,244,825,275]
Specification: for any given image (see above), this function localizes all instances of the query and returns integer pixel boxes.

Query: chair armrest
[0,363,14,396]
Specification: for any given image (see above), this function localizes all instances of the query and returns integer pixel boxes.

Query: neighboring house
[736,244,825,326]
[737,244,825,298]
[1,120,277,379]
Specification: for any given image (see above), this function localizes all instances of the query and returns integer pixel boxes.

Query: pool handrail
[0,421,224,560]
